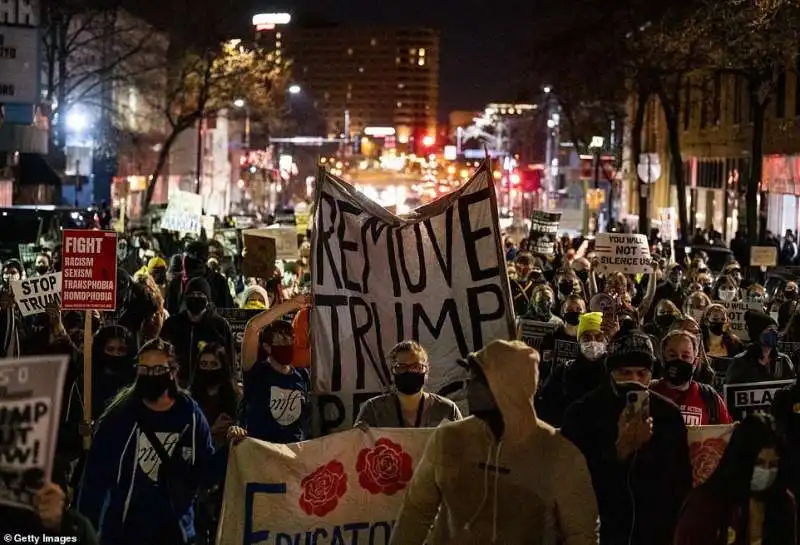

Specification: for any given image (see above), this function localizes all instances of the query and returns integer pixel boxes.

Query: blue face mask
[760,329,778,349]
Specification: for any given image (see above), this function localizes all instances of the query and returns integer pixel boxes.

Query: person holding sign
[650,330,731,426]
[390,340,597,545]
[674,414,797,545]
[77,338,217,545]
[726,311,795,386]
[355,341,462,428]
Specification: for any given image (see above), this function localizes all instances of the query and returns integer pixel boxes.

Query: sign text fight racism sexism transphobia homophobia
[60,230,118,311]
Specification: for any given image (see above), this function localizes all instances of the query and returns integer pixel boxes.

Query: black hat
[606,325,656,372]
[745,310,776,341]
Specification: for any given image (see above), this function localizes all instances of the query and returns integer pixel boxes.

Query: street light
[233,99,250,149]
[288,84,301,95]
[233,98,246,108]
[66,108,88,132]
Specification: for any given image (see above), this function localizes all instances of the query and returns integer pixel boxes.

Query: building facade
[257,22,440,145]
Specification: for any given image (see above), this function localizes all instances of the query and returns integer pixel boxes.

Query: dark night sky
[251,0,539,119]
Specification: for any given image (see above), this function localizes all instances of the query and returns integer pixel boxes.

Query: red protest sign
[61,229,118,311]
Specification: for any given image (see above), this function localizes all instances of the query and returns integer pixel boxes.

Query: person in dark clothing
[726,310,795,385]
[165,241,234,315]
[778,281,799,331]
[160,277,236,388]
[674,414,797,545]
[772,374,800,502]
[536,311,608,427]
[645,264,684,323]
[112,269,159,339]
[561,324,692,545]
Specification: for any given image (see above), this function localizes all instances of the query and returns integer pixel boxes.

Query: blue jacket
[77,393,217,545]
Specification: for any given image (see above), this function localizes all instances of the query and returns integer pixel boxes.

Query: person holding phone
[561,323,692,545]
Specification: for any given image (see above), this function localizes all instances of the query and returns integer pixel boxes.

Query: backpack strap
[698,383,720,425]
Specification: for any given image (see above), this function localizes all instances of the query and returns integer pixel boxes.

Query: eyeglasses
[392,362,428,374]
[136,364,174,376]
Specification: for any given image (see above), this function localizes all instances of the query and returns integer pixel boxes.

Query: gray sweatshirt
[355,392,462,428]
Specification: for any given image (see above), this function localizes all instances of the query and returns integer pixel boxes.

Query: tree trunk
[658,86,690,246]
[143,129,181,214]
[749,94,766,246]
[632,87,648,234]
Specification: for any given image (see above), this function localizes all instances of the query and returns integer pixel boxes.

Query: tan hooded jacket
[389,340,597,545]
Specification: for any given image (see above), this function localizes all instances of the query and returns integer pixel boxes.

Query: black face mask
[101,355,131,375]
[535,299,553,315]
[707,323,725,336]
[195,369,225,388]
[558,281,574,296]
[135,374,174,402]
[664,358,695,386]
[576,271,589,284]
[564,311,581,326]
[394,372,425,395]
[152,271,166,285]
[185,296,208,315]
[35,265,49,275]
[656,314,676,329]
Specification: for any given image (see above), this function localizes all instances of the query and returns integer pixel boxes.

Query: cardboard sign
[160,190,203,235]
[527,211,561,256]
[724,379,793,421]
[11,273,62,317]
[518,319,555,351]
[265,225,300,260]
[60,230,118,311]
[688,425,734,487]
[311,165,515,434]
[242,230,278,278]
[659,208,677,242]
[217,428,434,545]
[0,355,69,509]
[553,339,579,366]
[716,300,763,342]
[750,246,778,268]
[595,233,652,274]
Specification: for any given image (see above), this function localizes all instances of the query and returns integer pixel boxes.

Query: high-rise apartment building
[255,19,439,144]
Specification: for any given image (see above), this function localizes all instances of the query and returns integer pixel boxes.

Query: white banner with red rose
[217,427,434,545]
[687,424,735,487]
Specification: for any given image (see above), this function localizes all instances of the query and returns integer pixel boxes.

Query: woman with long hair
[673,413,797,544]
[190,342,240,449]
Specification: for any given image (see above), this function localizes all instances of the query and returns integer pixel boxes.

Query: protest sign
[60,229,118,311]
[717,300,762,341]
[750,246,778,268]
[658,208,677,242]
[160,190,203,236]
[311,165,515,433]
[0,355,69,508]
[688,425,735,487]
[724,379,793,421]
[527,211,561,256]
[709,357,736,391]
[217,428,433,545]
[266,225,301,260]
[553,339,579,366]
[594,233,652,274]
[242,230,278,278]
[11,273,61,317]
[518,320,555,351]
[216,308,261,360]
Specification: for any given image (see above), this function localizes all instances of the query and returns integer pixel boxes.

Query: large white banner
[310,165,515,433]
[217,428,434,545]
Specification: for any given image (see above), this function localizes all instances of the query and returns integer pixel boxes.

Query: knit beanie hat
[184,277,212,299]
[605,325,656,372]
[745,309,776,341]
[577,312,603,340]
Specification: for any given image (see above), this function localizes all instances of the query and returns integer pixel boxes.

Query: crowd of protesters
[2,222,800,545]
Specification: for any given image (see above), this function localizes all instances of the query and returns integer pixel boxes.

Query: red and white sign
[60,230,118,311]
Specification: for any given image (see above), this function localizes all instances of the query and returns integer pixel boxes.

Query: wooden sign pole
[82,310,93,450]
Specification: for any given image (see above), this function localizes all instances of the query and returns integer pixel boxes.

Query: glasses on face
[136,364,173,376]
[392,362,428,374]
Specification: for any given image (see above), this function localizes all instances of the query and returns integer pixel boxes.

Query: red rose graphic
[356,438,414,495]
[690,437,728,487]
[298,460,348,516]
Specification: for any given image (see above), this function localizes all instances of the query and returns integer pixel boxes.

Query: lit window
[410,48,416,55]
[396,57,400,64]
[419,48,426,57]
[418,58,425,66]
[347,92,352,100]
[276,32,282,39]
[348,48,353,55]
[276,41,281,48]
[398,83,404,89]
[371,38,377,46]
[359,67,364,73]
[397,102,403,108]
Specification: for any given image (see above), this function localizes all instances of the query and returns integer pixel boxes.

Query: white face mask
[580,340,607,361]
[751,466,778,492]
[718,288,737,302]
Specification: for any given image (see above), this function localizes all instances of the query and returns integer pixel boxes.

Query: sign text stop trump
[61,230,118,311]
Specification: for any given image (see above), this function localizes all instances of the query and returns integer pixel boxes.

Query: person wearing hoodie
[77,338,217,545]
[239,284,270,310]
[389,340,597,545]
[355,340,462,428]
[560,324,692,545]
[536,312,608,427]
[165,241,234,314]
[160,277,236,388]
[726,310,795,385]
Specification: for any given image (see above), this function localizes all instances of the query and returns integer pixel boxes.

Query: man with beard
[561,324,692,545]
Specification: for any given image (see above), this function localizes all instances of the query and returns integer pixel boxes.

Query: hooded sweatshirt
[389,340,597,545]
[77,393,216,545]
[160,278,236,387]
